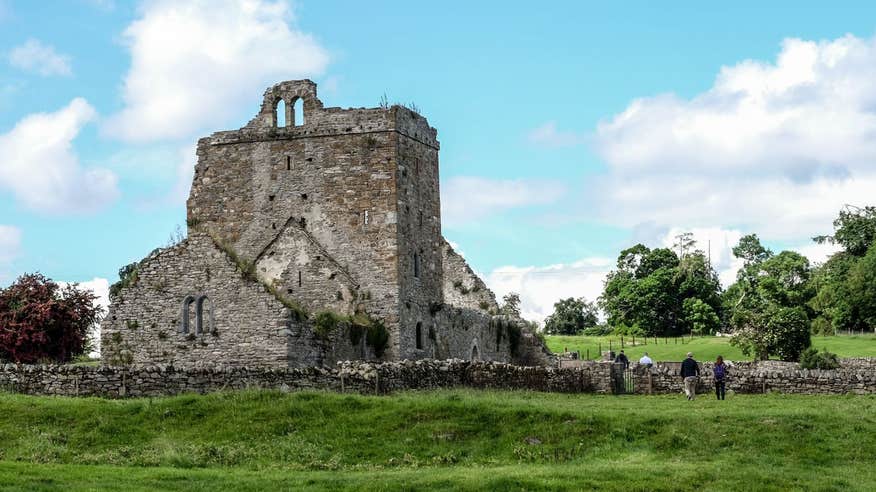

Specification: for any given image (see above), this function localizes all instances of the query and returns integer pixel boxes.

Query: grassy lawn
[0,389,874,490]
[545,334,876,361]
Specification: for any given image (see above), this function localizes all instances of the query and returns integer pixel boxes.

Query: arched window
[415,322,423,350]
[179,295,196,334]
[292,98,304,126]
[276,99,287,127]
[471,344,480,361]
[195,295,213,334]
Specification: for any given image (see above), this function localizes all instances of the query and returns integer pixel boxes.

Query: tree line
[542,205,876,361]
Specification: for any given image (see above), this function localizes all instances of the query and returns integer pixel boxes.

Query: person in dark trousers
[713,355,728,400]
[680,352,700,400]
[614,350,629,369]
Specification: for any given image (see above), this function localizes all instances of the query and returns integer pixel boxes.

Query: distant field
[0,390,874,490]
[545,334,876,362]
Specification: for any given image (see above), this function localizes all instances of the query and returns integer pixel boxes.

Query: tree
[0,273,102,363]
[673,231,696,259]
[809,205,876,334]
[600,243,722,337]
[847,243,876,330]
[731,305,810,361]
[726,235,813,360]
[814,204,876,257]
[501,292,522,319]
[544,297,599,335]
[682,298,720,335]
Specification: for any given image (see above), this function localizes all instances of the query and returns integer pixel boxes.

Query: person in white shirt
[639,352,653,368]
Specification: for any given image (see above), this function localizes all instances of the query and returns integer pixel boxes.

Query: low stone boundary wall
[0,358,873,398]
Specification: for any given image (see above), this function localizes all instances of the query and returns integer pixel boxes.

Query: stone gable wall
[101,233,319,368]
[440,238,500,314]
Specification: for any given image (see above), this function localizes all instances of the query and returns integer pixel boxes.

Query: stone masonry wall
[101,233,319,368]
[3,358,872,399]
[440,238,500,313]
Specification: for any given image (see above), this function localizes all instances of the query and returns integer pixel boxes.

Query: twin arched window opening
[180,295,214,335]
[276,98,304,128]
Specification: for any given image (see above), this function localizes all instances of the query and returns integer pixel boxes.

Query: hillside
[0,389,874,490]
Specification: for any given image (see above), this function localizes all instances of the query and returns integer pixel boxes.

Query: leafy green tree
[809,205,876,334]
[544,297,599,335]
[501,292,522,318]
[683,298,720,335]
[814,205,876,257]
[847,243,876,329]
[726,235,813,360]
[600,240,721,337]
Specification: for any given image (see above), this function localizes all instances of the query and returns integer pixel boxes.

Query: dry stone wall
[3,358,872,399]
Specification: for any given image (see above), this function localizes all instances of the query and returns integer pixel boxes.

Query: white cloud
[657,227,745,287]
[60,277,109,357]
[527,121,588,147]
[105,0,329,142]
[0,98,119,213]
[441,176,566,227]
[8,39,73,76]
[169,143,197,203]
[486,257,612,324]
[792,240,841,266]
[593,34,876,241]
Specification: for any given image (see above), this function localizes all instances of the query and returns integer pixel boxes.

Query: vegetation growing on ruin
[208,232,308,320]
[0,390,873,490]
[109,262,139,298]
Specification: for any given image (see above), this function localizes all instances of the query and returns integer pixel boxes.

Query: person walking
[713,355,728,400]
[638,352,653,368]
[680,352,700,400]
[614,350,629,369]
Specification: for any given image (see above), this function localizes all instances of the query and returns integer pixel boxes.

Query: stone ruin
[101,80,548,368]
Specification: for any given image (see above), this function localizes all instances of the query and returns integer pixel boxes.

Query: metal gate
[611,362,635,395]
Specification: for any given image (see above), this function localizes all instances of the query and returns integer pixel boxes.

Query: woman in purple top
[713,355,728,400]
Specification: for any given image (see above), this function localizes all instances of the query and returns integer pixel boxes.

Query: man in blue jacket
[680,352,700,400]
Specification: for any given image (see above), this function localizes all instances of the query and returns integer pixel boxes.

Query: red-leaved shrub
[0,273,102,363]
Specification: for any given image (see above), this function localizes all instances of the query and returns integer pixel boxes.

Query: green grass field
[545,334,876,362]
[0,389,874,490]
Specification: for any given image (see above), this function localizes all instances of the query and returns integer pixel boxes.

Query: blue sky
[2,0,875,320]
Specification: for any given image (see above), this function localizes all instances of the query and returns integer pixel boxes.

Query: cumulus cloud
[593,34,876,240]
[486,258,612,324]
[441,176,566,227]
[0,98,118,213]
[656,227,745,287]
[60,277,110,357]
[527,121,588,147]
[105,0,329,142]
[8,39,73,76]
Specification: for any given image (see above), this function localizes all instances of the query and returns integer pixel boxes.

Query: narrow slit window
[298,270,302,287]
[416,322,423,350]
[286,156,291,170]
[413,253,420,278]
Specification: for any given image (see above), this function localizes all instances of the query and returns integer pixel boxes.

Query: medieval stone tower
[101,80,543,368]
[187,80,442,359]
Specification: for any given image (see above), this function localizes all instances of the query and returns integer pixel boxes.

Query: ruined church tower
[186,80,442,359]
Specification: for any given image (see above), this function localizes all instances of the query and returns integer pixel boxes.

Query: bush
[799,347,840,370]
[0,273,102,363]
